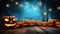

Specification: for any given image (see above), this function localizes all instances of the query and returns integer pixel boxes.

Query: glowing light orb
[25,2,29,4]
[15,2,18,5]
[48,8,52,11]
[20,4,23,7]
[57,7,60,10]
[43,12,47,15]
[38,1,42,6]
[6,4,10,7]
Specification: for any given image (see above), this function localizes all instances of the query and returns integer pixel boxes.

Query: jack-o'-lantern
[47,20,53,27]
[22,19,29,27]
[36,20,42,26]
[15,22,23,28]
[56,22,60,27]
[47,19,58,27]
[1,16,17,28]
[41,22,47,27]
[28,20,35,26]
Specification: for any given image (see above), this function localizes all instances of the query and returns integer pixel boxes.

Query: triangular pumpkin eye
[5,18,9,22]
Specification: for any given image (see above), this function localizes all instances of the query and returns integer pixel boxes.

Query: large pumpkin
[1,16,17,28]
[56,22,60,27]
[28,20,35,26]
[22,19,29,27]
[47,19,58,27]
[36,20,42,26]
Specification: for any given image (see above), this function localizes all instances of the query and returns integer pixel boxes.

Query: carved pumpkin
[56,22,60,27]
[41,22,47,27]
[22,19,29,27]
[15,22,23,28]
[47,19,58,27]
[36,20,42,26]
[1,16,17,27]
[28,20,35,26]
[47,20,54,27]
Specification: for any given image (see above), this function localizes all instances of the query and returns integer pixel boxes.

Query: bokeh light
[2,0,53,21]
[48,8,52,11]
[43,12,47,16]
[6,4,10,8]
[25,2,29,4]
[15,2,18,5]
[20,4,23,7]
[38,1,43,6]
[57,7,60,10]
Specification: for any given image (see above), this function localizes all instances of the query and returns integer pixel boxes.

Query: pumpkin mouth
[5,23,16,27]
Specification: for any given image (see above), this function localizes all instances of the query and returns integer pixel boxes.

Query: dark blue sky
[0,0,60,21]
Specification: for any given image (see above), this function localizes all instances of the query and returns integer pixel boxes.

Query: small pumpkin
[47,20,54,27]
[36,20,42,26]
[47,19,58,27]
[22,19,28,27]
[28,20,35,26]
[56,22,60,27]
[15,22,23,28]
[41,22,47,27]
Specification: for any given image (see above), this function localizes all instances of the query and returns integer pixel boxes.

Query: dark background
[0,0,60,22]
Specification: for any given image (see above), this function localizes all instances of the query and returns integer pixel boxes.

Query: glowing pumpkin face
[1,16,17,27]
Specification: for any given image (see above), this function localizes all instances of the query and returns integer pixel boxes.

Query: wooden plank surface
[0,26,60,34]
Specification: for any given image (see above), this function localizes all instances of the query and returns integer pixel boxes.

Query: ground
[0,26,60,34]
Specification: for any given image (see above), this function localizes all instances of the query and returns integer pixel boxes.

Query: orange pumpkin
[47,20,54,27]
[56,22,60,27]
[1,16,17,28]
[36,20,42,26]
[41,22,47,27]
[47,19,58,27]
[22,19,29,27]
[15,22,24,28]
[28,20,35,26]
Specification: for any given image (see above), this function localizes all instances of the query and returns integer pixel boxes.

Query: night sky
[0,0,60,22]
